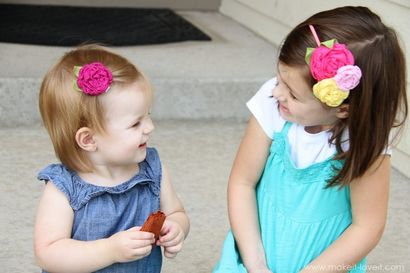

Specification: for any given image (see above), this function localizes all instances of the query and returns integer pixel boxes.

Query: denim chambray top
[37,147,163,273]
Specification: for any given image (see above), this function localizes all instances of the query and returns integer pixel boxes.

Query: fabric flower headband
[73,62,113,96]
[305,25,362,107]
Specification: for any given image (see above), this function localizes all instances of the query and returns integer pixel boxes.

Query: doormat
[0,4,211,46]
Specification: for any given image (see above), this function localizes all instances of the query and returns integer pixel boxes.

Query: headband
[305,25,362,107]
[73,62,113,96]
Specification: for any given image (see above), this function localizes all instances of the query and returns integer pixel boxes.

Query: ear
[75,127,97,152]
[336,103,349,119]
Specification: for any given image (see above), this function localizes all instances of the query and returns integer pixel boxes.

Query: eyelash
[284,84,297,100]
[132,112,151,128]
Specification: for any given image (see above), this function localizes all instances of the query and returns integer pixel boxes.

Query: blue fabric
[37,147,163,273]
[213,123,366,273]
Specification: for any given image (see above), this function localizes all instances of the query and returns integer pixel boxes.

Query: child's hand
[108,226,155,263]
[156,219,185,258]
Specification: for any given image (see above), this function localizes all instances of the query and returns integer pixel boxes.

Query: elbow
[369,219,387,247]
[228,179,255,197]
[354,221,386,249]
[371,223,386,246]
[34,242,54,271]
[34,245,47,270]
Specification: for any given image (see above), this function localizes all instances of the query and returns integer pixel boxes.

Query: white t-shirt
[246,77,390,169]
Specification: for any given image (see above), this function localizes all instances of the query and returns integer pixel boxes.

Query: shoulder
[37,163,74,187]
[349,156,390,233]
[37,163,75,206]
[38,163,71,179]
[246,77,286,139]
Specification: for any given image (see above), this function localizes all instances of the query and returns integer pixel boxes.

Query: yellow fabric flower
[313,78,349,107]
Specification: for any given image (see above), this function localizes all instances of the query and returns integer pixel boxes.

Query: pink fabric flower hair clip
[73,62,113,96]
[305,25,362,107]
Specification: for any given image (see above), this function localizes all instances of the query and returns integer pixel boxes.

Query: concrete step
[1,120,409,272]
[0,11,277,127]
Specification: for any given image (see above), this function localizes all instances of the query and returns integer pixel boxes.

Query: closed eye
[280,78,298,100]
[284,83,298,100]
[132,121,141,127]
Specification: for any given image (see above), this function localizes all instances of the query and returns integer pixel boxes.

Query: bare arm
[159,164,190,257]
[228,116,272,272]
[34,182,154,273]
[300,156,390,273]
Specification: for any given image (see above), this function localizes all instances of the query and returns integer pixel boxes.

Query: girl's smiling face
[93,81,154,167]
[273,62,342,133]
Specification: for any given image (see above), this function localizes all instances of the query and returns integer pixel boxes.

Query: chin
[136,152,147,163]
[281,115,296,124]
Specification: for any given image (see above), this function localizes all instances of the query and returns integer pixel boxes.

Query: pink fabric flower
[310,44,354,81]
[334,65,362,91]
[77,62,113,96]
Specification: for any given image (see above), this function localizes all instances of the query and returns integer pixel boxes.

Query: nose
[143,116,155,135]
[272,85,287,102]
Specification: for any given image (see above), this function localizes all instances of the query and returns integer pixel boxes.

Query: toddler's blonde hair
[39,44,152,172]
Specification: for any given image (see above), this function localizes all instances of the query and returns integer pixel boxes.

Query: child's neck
[304,124,333,134]
[78,164,140,187]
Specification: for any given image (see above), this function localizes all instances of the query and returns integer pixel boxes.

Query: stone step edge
[0,77,269,126]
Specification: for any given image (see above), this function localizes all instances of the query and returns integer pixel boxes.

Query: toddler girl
[214,6,407,273]
[34,45,189,272]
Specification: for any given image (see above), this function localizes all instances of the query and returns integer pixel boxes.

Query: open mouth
[139,143,147,148]
[279,103,289,113]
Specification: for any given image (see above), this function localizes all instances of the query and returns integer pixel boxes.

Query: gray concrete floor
[0,120,409,272]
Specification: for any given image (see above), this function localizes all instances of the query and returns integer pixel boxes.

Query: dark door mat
[0,4,211,46]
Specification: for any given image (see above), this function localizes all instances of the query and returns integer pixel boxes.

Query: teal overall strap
[281,121,292,135]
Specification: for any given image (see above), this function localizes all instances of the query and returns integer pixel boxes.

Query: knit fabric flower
[309,43,354,81]
[73,62,113,96]
[313,78,349,107]
[305,25,362,107]
[334,65,362,91]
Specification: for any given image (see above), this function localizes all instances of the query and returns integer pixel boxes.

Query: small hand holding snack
[156,219,186,258]
[108,226,155,263]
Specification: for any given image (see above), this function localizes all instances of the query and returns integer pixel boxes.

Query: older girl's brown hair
[279,6,408,187]
[39,44,152,172]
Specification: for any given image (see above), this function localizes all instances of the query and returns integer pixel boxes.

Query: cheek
[288,101,304,115]
[272,84,285,98]
[291,104,319,122]
[127,130,143,144]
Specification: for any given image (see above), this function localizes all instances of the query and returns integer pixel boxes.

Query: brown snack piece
[140,211,166,240]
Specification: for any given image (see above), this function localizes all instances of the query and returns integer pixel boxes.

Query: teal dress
[213,122,366,273]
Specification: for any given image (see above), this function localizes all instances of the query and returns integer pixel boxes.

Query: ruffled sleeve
[37,164,75,205]
[246,77,286,139]
[141,147,162,194]
[37,155,164,211]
